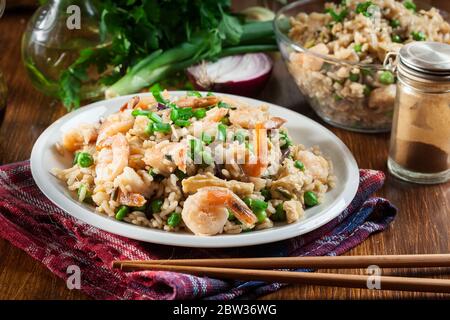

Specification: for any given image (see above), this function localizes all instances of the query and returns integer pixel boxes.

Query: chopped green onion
[355,1,375,17]
[390,19,400,28]
[379,71,395,85]
[76,152,94,168]
[218,101,232,109]
[73,151,80,165]
[201,132,213,145]
[206,92,214,96]
[234,131,246,144]
[150,83,167,104]
[294,160,305,170]
[304,191,319,207]
[227,209,236,221]
[260,188,271,201]
[167,212,181,227]
[144,121,154,135]
[325,7,348,22]
[403,0,416,12]
[152,122,171,134]
[131,109,151,117]
[349,72,360,82]
[174,169,187,180]
[201,150,213,165]
[217,123,227,142]
[149,112,163,123]
[187,90,202,98]
[174,119,191,127]
[354,44,362,53]
[411,31,426,41]
[190,138,202,160]
[115,205,129,220]
[272,203,286,221]
[391,34,403,43]
[170,108,179,122]
[77,184,92,203]
[150,199,163,213]
[279,131,292,149]
[193,108,206,119]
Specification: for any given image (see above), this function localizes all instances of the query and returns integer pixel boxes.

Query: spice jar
[388,42,450,184]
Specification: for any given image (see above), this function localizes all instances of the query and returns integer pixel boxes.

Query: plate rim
[30,91,359,248]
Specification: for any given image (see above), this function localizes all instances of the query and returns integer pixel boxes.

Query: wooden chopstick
[113,254,450,270]
[113,263,450,293]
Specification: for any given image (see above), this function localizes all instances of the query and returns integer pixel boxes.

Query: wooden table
[0,7,449,300]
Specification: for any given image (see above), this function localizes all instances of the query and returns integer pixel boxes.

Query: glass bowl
[274,0,449,133]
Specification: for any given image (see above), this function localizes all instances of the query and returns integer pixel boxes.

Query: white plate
[30,92,359,248]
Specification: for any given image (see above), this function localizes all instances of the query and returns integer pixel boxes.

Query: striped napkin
[0,160,396,300]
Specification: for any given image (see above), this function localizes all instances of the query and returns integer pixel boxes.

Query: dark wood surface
[0,7,449,300]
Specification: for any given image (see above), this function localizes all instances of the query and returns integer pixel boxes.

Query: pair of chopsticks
[112,254,450,293]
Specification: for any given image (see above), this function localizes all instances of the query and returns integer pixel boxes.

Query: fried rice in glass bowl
[274,0,450,132]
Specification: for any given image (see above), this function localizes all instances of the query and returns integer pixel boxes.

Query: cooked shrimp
[143,141,187,174]
[115,166,151,197]
[204,107,228,122]
[95,133,129,183]
[97,112,134,147]
[62,124,98,152]
[181,187,257,236]
[296,150,329,182]
[118,190,146,207]
[229,105,286,129]
[176,96,219,109]
[242,123,269,177]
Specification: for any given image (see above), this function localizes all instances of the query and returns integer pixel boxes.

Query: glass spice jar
[388,42,450,184]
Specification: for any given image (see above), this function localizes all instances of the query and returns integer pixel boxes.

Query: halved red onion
[186,53,273,97]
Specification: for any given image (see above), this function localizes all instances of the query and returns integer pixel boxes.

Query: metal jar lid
[398,41,450,82]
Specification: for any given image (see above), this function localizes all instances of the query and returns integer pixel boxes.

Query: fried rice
[52,92,335,236]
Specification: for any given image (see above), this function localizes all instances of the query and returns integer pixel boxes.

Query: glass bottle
[21,0,109,100]
[388,42,450,184]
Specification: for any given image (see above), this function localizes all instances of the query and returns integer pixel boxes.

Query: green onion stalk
[105,21,277,99]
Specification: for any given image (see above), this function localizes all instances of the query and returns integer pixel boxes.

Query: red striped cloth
[0,161,396,299]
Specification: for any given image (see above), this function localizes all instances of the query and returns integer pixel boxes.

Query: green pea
[260,188,271,201]
[193,108,206,119]
[77,152,94,168]
[354,44,362,53]
[272,203,286,221]
[115,205,129,220]
[201,132,213,145]
[244,197,268,214]
[379,71,395,85]
[174,119,191,127]
[411,31,426,41]
[294,160,305,170]
[279,131,292,149]
[152,122,171,133]
[391,34,402,43]
[390,19,400,28]
[150,199,163,213]
[254,210,267,223]
[177,107,193,120]
[349,73,360,82]
[167,212,182,227]
[304,191,319,207]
